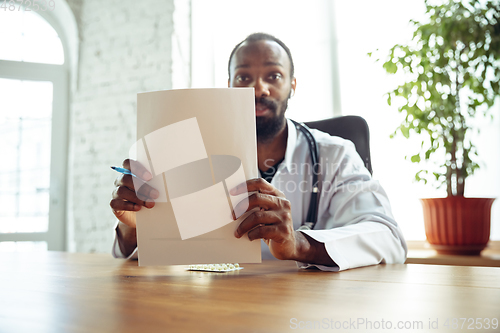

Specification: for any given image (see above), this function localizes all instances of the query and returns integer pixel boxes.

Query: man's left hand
[231,178,299,260]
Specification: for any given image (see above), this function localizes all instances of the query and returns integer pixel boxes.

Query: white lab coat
[113,118,407,271]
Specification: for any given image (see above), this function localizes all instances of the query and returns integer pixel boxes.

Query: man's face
[229,40,296,143]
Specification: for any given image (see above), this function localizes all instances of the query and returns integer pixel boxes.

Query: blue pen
[111,166,138,178]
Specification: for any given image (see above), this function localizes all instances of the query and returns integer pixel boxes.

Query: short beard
[256,98,288,143]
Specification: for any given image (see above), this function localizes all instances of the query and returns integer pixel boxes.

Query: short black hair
[228,32,295,80]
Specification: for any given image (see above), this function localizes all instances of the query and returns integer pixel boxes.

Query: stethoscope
[289,119,320,231]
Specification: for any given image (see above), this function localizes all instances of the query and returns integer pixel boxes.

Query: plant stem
[450,130,457,197]
[446,162,453,197]
[455,53,465,197]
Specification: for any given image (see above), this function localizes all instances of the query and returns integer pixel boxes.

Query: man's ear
[290,78,297,97]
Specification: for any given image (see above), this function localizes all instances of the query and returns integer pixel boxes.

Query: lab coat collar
[283,118,298,172]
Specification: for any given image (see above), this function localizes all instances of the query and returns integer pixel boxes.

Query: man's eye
[269,73,282,80]
[236,76,249,83]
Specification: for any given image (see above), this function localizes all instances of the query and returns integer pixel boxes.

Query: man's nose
[253,78,270,98]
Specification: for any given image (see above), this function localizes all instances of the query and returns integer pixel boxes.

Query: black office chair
[305,115,373,175]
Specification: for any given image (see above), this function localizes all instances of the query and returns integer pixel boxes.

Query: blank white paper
[135,88,261,266]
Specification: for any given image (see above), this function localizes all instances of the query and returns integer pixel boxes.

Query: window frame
[0,59,68,250]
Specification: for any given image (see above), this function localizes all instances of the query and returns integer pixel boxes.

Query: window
[0,9,69,251]
[0,9,64,64]
[0,79,53,233]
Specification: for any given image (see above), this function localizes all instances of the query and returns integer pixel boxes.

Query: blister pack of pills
[187,263,243,272]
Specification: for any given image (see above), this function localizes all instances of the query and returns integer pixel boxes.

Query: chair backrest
[305,115,373,174]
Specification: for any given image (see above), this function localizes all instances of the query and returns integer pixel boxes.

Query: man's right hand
[110,159,160,228]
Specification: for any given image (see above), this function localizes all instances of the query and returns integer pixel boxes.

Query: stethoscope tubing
[290,119,320,230]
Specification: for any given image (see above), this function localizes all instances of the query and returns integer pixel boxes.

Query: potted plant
[377,0,500,255]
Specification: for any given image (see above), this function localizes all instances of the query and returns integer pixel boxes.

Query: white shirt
[113,118,407,271]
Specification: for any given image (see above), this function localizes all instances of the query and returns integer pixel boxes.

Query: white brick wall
[66,0,175,253]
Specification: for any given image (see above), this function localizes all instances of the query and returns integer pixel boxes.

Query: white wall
[66,0,175,252]
[190,0,337,122]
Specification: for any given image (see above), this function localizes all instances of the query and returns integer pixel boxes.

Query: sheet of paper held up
[133,88,261,266]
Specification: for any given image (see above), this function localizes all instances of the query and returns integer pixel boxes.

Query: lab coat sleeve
[112,221,138,260]
[296,140,407,271]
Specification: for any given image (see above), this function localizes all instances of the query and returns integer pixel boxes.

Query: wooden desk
[1,252,499,333]
[406,241,500,267]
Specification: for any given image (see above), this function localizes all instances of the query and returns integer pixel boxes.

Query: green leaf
[425,149,433,159]
[415,170,428,184]
[383,61,398,74]
[400,126,410,139]
[411,154,421,163]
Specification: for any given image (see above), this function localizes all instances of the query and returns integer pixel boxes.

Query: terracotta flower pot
[420,197,495,255]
